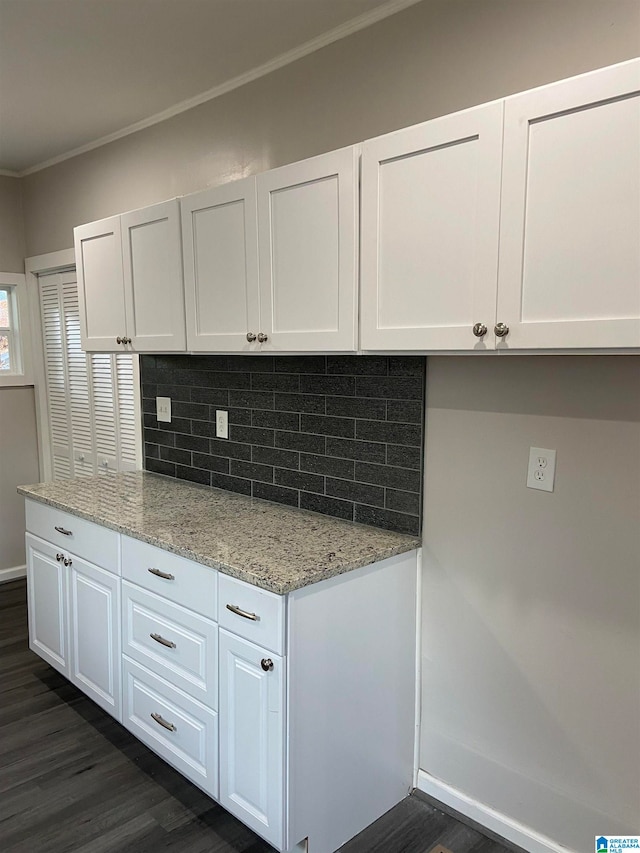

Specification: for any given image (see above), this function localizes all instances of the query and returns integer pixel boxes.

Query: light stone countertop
[18,471,420,594]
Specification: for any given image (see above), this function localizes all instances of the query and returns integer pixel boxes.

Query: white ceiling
[0,0,419,175]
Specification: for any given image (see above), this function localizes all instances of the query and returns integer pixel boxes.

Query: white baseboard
[0,564,26,583]
[416,770,576,853]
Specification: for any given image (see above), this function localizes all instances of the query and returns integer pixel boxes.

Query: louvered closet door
[38,270,141,480]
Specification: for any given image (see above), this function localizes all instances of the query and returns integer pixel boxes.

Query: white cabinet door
[497,59,640,349]
[121,200,186,352]
[26,534,69,677]
[257,147,358,352]
[360,103,503,351]
[68,555,121,720]
[219,629,285,850]
[75,215,127,351]
[181,178,260,352]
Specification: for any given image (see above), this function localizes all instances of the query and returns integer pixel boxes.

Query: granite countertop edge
[18,477,421,595]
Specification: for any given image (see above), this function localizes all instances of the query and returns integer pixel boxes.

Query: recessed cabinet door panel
[122,200,186,351]
[257,147,358,351]
[69,556,121,720]
[498,58,640,349]
[26,534,68,676]
[181,178,260,352]
[219,630,284,850]
[360,103,503,350]
[74,216,126,351]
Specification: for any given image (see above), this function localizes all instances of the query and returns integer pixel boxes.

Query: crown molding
[17,0,423,177]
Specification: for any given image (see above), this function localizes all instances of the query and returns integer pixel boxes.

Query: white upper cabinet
[497,58,640,349]
[121,200,185,352]
[257,147,358,352]
[181,178,260,352]
[181,148,358,353]
[75,215,126,351]
[360,103,504,351]
[75,200,185,352]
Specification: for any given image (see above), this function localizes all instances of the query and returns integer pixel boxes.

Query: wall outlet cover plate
[527,446,556,492]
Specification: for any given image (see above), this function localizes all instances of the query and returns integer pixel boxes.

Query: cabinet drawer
[122,657,218,798]
[219,574,284,655]
[122,581,217,708]
[25,500,119,573]
[122,536,217,620]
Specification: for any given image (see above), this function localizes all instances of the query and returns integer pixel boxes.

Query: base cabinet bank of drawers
[25,498,418,853]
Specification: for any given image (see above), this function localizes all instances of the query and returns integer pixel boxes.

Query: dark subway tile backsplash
[140,355,425,536]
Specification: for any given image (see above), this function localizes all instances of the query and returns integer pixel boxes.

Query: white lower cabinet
[219,630,285,850]
[26,529,121,721]
[26,534,70,677]
[26,502,419,853]
[69,556,121,719]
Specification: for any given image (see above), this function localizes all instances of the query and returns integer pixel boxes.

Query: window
[0,273,31,386]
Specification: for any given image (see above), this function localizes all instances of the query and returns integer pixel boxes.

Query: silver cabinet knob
[56,553,64,562]
[261,658,274,672]
[125,336,132,345]
[472,323,487,337]
[494,322,510,338]
[116,336,123,345]
[63,557,72,567]
[246,332,257,342]
[257,332,268,343]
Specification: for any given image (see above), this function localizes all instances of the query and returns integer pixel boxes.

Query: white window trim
[0,271,33,387]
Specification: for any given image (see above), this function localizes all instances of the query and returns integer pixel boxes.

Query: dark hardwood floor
[1,579,516,853]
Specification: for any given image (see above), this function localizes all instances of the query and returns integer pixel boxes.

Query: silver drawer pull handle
[150,632,176,649]
[226,603,259,621]
[55,526,72,536]
[151,712,176,732]
[148,567,175,581]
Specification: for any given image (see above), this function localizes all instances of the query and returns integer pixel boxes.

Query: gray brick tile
[300,492,353,521]
[253,482,299,508]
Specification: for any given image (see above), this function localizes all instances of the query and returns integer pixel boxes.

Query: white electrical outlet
[527,447,556,492]
[216,409,229,439]
[156,396,171,423]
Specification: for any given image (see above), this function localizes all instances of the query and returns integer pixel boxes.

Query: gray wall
[12,0,640,848]
[21,0,640,256]
[0,387,39,571]
[422,356,640,851]
[0,177,39,572]
[0,176,25,272]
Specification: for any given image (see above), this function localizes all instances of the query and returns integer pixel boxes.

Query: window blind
[38,269,141,480]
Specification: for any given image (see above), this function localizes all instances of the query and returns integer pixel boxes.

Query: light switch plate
[527,447,556,492]
[156,396,171,423]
